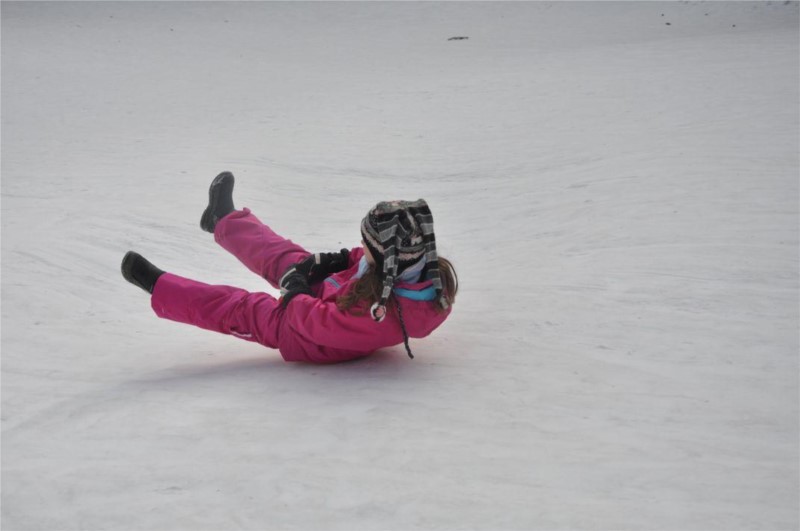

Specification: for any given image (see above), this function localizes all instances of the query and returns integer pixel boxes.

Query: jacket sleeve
[282,293,401,352]
[347,247,364,269]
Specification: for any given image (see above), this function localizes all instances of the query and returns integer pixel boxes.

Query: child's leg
[151,272,282,348]
[213,208,310,289]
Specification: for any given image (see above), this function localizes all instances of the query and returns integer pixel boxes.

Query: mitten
[303,248,351,284]
[279,259,313,308]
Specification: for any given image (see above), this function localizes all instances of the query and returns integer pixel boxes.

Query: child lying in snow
[121,172,457,363]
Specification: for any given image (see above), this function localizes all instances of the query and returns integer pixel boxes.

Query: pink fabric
[213,207,309,289]
[151,273,282,348]
[150,208,452,363]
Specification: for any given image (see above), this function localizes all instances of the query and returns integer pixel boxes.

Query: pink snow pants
[150,208,308,352]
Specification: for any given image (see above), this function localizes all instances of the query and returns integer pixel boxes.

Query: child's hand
[279,261,314,308]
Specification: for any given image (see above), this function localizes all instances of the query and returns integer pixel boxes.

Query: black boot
[121,251,165,294]
[200,171,236,233]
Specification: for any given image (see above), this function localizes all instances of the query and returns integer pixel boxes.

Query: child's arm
[304,249,351,283]
[283,294,403,353]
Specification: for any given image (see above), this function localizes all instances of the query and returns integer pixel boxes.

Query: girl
[121,172,457,363]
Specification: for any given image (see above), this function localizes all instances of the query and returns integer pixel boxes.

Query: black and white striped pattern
[360,199,447,321]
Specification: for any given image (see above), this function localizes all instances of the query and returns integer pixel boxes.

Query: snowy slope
[2,2,798,530]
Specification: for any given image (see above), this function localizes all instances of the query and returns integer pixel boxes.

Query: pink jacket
[280,247,452,363]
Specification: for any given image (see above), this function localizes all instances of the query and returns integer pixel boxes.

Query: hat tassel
[370,301,387,322]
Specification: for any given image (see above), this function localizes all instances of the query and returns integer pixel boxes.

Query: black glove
[302,248,351,284]
[279,259,313,308]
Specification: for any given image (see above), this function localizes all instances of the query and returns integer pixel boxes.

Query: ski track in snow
[2,2,798,530]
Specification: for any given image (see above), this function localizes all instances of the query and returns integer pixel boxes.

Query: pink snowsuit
[150,208,452,363]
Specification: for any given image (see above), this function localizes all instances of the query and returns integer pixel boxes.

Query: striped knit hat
[360,199,448,324]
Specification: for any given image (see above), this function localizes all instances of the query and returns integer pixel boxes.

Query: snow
[1,1,798,529]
